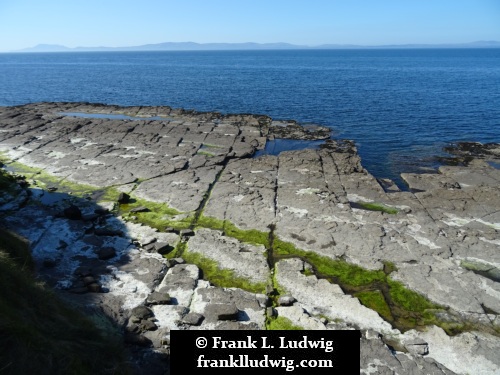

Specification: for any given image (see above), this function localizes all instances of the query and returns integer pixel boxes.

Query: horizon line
[5,40,500,53]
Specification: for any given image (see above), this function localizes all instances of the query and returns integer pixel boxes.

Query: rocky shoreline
[1,102,500,374]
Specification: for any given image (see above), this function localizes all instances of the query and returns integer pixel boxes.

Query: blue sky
[0,0,499,51]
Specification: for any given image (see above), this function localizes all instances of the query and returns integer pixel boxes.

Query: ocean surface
[1,49,499,185]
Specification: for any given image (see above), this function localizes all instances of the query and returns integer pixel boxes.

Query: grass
[0,228,131,375]
[266,316,304,330]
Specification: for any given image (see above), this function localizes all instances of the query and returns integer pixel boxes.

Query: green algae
[181,249,266,294]
[1,156,484,335]
[351,201,399,214]
[274,238,386,287]
[355,290,393,322]
[197,150,216,157]
[272,237,452,333]
[267,316,304,330]
[196,215,270,247]
[119,197,194,231]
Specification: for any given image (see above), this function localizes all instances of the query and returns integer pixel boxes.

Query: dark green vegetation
[119,197,194,231]
[272,238,462,334]
[0,227,131,375]
[196,215,270,247]
[181,250,266,294]
[266,316,303,330]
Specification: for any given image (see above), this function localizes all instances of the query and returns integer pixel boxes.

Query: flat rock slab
[275,258,398,335]
[2,103,500,374]
[133,166,223,212]
[187,228,269,285]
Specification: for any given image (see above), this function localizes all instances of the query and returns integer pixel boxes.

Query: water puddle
[487,161,500,170]
[254,138,325,157]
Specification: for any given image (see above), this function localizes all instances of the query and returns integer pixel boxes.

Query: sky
[0,0,499,51]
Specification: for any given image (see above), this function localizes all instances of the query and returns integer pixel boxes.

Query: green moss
[274,239,386,287]
[166,241,187,259]
[266,316,303,330]
[197,215,270,247]
[182,249,266,294]
[2,160,123,206]
[387,279,438,313]
[121,197,194,231]
[197,150,215,157]
[351,201,399,215]
[355,290,393,322]
[302,267,315,277]
[383,261,398,275]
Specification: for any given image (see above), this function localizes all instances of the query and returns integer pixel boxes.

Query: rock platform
[1,102,500,374]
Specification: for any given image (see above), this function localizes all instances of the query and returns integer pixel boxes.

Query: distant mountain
[15,42,305,53]
[18,44,72,52]
[13,40,500,53]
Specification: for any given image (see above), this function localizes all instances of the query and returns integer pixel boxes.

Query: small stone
[94,207,109,215]
[74,266,92,277]
[278,295,296,306]
[82,276,96,285]
[63,205,82,220]
[47,186,57,192]
[164,227,176,233]
[141,319,158,331]
[182,312,204,326]
[404,339,429,356]
[180,229,194,237]
[169,257,185,266]
[140,236,156,246]
[117,192,130,204]
[82,213,100,221]
[266,307,276,317]
[142,243,156,252]
[124,333,152,347]
[155,242,173,255]
[130,206,149,213]
[205,303,239,321]
[98,247,116,260]
[131,305,154,319]
[146,291,171,305]
[87,283,102,293]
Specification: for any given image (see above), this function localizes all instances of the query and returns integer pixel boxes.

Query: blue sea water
[0,49,499,183]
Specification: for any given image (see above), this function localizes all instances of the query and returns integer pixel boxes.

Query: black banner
[171,330,360,374]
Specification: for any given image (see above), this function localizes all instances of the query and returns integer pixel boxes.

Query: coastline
[1,102,500,374]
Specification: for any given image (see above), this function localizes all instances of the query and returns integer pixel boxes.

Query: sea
[0,49,499,185]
